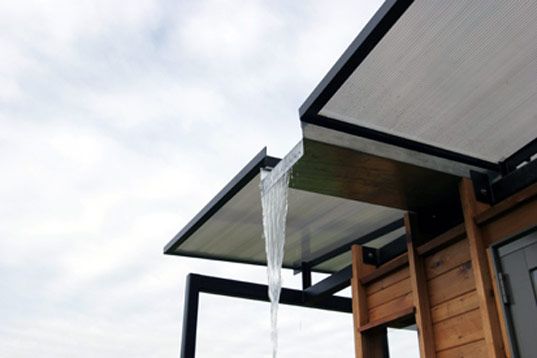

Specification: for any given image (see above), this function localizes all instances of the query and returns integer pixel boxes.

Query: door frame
[490,225,537,358]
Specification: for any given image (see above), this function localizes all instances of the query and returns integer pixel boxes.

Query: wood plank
[436,339,487,358]
[368,291,413,323]
[351,245,385,358]
[360,253,408,285]
[431,290,479,324]
[406,213,436,358]
[433,308,483,352]
[460,178,505,358]
[417,224,466,256]
[428,262,475,307]
[425,239,470,280]
[365,266,410,295]
[366,277,411,309]
[481,197,537,246]
[475,181,537,225]
[360,306,415,332]
[366,328,389,358]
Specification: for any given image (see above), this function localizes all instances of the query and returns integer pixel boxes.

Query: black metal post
[301,263,312,290]
[181,274,199,358]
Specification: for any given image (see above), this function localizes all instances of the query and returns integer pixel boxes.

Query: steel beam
[304,218,404,270]
[502,137,537,173]
[363,234,407,266]
[304,265,352,302]
[472,158,537,205]
[180,273,352,358]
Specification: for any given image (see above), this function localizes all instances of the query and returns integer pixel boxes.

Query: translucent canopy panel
[317,1,537,163]
[165,149,403,273]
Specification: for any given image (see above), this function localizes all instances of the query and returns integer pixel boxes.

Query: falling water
[260,143,303,358]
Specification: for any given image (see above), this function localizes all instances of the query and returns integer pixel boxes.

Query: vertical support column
[181,274,200,358]
[301,263,312,290]
[351,245,386,358]
[404,213,436,358]
[460,178,505,358]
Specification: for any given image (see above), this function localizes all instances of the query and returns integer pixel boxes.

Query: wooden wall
[425,238,485,356]
[353,238,487,357]
[351,181,537,358]
[366,266,412,323]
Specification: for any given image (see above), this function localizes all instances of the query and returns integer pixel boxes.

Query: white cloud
[0,0,394,357]
[177,0,283,60]
[82,83,227,131]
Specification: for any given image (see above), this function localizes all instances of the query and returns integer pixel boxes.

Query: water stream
[260,143,303,358]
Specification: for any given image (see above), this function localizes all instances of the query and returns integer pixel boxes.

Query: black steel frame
[472,158,537,205]
[179,222,408,358]
[180,273,352,358]
[501,137,537,174]
[303,218,404,271]
[363,234,407,267]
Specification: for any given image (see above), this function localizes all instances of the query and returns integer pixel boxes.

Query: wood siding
[423,238,483,355]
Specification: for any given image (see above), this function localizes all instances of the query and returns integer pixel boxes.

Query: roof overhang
[300,0,537,172]
[165,0,537,272]
[164,145,407,273]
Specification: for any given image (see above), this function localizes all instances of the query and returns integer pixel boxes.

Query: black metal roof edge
[501,136,537,173]
[163,148,281,254]
[298,0,414,118]
[167,250,334,274]
[304,115,501,172]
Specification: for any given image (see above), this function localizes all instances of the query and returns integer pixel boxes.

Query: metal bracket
[470,170,495,204]
[362,246,379,266]
[471,157,537,205]
[362,235,407,266]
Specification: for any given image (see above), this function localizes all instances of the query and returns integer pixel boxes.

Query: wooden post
[351,245,386,358]
[486,249,513,358]
[460,178,505,358]
[404,213,436,358]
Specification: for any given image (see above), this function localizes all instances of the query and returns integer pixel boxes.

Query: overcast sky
[1,1,420,357]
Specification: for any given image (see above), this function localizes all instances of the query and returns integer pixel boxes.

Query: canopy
[165,147,404,273]
[165,0,537,272]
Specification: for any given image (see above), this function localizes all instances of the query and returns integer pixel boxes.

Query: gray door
[496,230,537,358]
